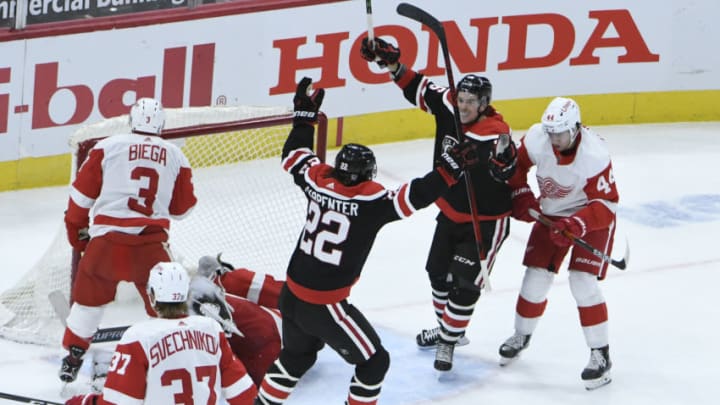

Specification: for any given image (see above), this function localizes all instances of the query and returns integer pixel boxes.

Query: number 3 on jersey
[299,200,350,265]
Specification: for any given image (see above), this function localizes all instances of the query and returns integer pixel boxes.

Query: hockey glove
[65,220,89,252]
[511,186,540,223]
[548,216,586,248]
[488,134,518,183]
[361,37,400,68]
[66,393,99,405]
[293,77,325,127]
[439,141,480,179]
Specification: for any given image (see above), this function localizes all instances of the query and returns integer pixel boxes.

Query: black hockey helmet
[333,143,377,186]
[457,74,492,106]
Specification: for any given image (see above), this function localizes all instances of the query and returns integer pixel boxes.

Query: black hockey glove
[440,141,480,179]
[360,37,400,68]
[293,77,325,127]
[488,134,518,182]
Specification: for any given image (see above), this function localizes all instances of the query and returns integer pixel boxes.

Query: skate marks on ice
[291,327,495,404]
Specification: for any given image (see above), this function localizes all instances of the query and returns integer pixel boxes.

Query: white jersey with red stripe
[521,124,618,218]
[99,315,256,404]
[68,133,196,238]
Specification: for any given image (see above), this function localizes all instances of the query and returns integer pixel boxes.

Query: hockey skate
[416,326,469,350]
[59,345,86,383]
[498,333,531,366]
[582,345,612,390]
[434,340,455,371]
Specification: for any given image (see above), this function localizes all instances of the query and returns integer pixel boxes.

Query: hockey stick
[365,0,375,44]
[48,290,129,344]
[0,391,63,404]
[528,209,629,270]
[397,2,492,291]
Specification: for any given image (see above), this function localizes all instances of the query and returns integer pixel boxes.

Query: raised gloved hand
[66,393,99,405]
[511,186,539,223]
[293,77,325,127]
[488,134,518,182]
[439,141,480,179]
[548,216,585,248]
[360,37,401,68]
[65,219,89,252]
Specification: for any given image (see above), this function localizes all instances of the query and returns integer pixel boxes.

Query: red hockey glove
[548,216,585,248]
[439,141,480,179]
[360,37,400,68]
[293,77,325,127]
[65,221,89,252]
[511,187,539,223]
[66,393,99,405]
[488,134,518,183]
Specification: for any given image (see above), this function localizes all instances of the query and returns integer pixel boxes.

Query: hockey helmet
[541,97,581,142]
[333,143,377,186]
[147,262,190,303]
[456,74,492,106]
[129,98,166,135]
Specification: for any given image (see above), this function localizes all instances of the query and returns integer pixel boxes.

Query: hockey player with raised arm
[360,37,519,371]
[499,97,619,390]
[60,98,197,383]
[65,262,257,404]
[254,78,481,405]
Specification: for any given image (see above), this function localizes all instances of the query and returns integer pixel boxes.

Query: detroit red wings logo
[537,176,573,199]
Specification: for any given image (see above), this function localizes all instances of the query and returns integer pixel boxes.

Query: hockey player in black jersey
[253,78,481,405]
[361,37,520,371]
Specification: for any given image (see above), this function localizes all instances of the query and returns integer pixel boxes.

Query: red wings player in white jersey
[192,255,283,386]
[60,98,197,384]
[500,97,619,390]
[65,262,257,405]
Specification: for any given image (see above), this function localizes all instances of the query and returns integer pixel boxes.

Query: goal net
[0,105,328,346]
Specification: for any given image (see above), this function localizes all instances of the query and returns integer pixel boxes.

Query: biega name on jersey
[128,143,168,166]
[149,329,219,366]
[304,185,359,216]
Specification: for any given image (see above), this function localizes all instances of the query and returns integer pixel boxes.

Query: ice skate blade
[435,369,455,381]
[584,374,612,390]
[499,354,520,366]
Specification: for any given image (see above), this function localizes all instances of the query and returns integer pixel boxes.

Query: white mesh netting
[0,105,316,346]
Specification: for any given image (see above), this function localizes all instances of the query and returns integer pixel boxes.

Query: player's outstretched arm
[281,77,325,161]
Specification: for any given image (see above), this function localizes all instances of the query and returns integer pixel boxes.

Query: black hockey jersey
[280,125,457,304]
[397,70,513,222]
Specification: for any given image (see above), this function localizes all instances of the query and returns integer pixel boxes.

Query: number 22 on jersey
[299,200,350,266]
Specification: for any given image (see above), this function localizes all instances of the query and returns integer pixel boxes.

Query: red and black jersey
[280,125,458,304]
[397,70,513,222]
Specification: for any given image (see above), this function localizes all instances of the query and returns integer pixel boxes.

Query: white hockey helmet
[147,262,190,303]
[541,97,581,141]
[129,97,166,135]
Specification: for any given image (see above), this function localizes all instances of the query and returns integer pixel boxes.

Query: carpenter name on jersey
[304,185,359,216]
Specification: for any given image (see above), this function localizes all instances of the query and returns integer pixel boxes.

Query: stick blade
[397,3,445,38]
[48,289,70,327]
[613,239,630,270]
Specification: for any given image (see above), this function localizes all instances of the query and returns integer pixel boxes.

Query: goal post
[0,105,328,346]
